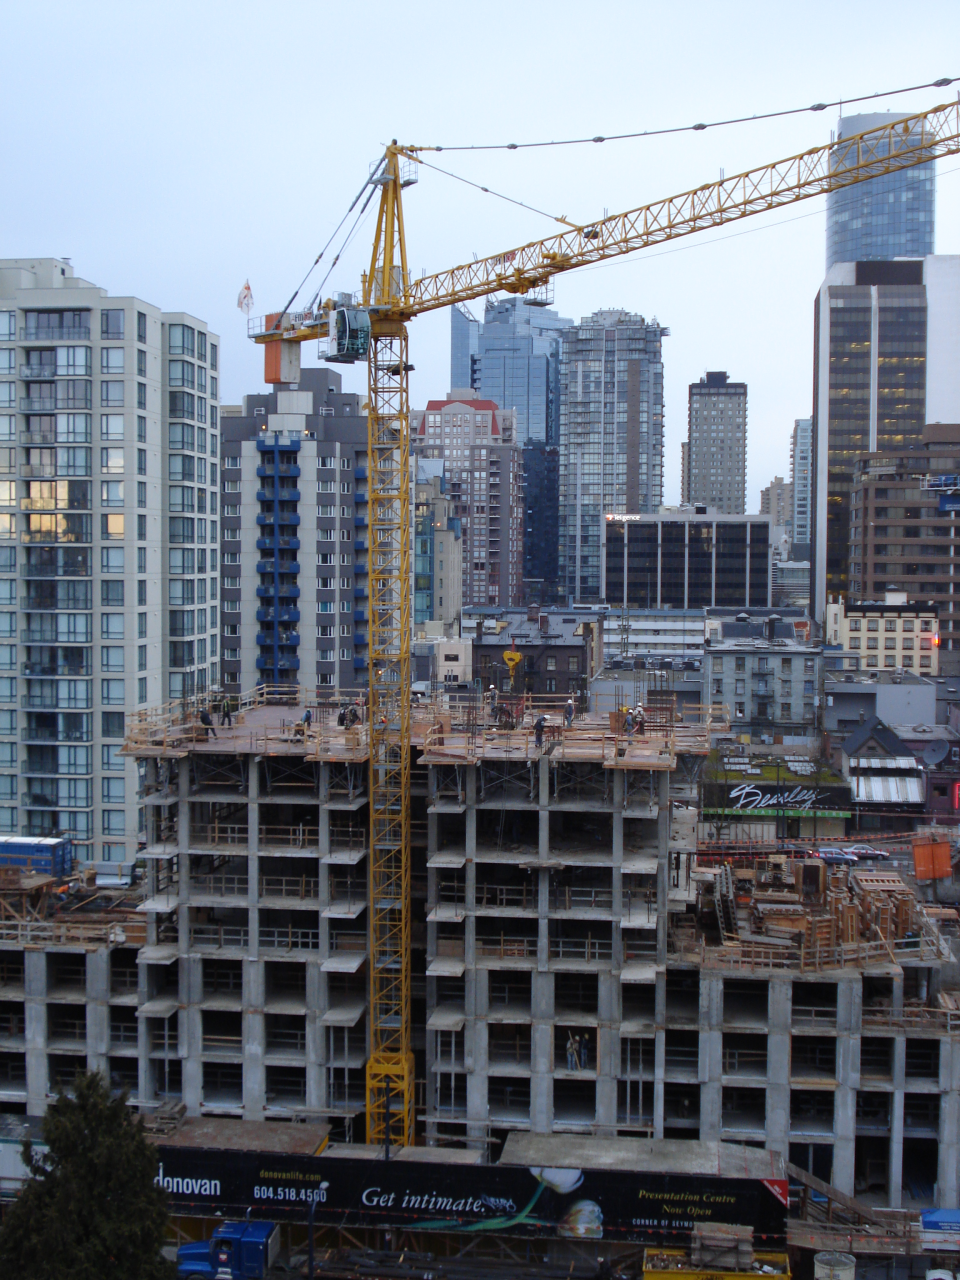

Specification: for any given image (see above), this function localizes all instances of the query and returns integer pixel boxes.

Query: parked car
[845,843,889,860]
[815,846,859,865]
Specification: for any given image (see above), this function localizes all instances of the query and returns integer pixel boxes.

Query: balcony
[256,535,300,552]
[354,515,367,528]
[256,438,300,454]
[22,660,91,677]
[255,583,300,599]
[256,463,301,478]
[20,364,55,380]
[257,560,300,575]
[190,924,250,950]
[256,511,300,526]
[256,655,300,671]
[256,488,300,503]
[20,326,91,341]
[256,606,300,624]
[259,926,319,952]
[354,466,366,480]
[256,631,300,647]
[20,397,56,414]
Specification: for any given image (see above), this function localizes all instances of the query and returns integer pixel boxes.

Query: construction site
[4,101,960,1280]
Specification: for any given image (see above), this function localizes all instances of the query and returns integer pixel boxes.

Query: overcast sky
[5,1,959,510]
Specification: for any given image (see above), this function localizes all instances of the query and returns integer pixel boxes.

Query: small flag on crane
[237,280,254,315]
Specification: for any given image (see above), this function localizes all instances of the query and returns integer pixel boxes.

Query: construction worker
[565,698,575,728]
[488,685,498,720]
[219,698,232,728]
[199,709,216,739]
[534,714,546,751]
[623,708,635,734]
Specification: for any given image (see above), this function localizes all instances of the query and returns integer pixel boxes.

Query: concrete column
[24,949,47,1116]
[889,1087,905,1208]
[700,976,723,1141]
[766,978,792,1157]
[656,772,669,964]
[531,970,553,1132]
[85,949,110,1076]
[653,1027,665,1138]
[247,760,259,962]
[182,951,204,1114]
[306,960,324,1111]
[243,959,265,1118]
[937,1035,959,1207]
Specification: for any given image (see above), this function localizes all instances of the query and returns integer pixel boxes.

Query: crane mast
[361,146,415,1148]
[250,101,960,1147]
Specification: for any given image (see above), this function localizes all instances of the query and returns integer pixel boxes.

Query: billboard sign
[154,1147,788,1245]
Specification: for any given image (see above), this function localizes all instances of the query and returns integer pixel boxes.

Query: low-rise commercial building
[825,595,940,676]
[464,606,602,698]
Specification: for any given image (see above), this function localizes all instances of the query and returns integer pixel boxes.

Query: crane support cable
[414,154,576,226]
[411,75,957,152]
[394,101,960,318]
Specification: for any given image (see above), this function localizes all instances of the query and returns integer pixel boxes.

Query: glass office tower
[826,112,935,270]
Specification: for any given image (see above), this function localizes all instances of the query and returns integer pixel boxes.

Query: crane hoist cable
[413,74,958,152]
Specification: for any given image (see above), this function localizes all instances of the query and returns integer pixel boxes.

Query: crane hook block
[325,306,371,364]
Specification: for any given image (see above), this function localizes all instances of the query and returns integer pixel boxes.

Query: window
[197,331,207,363]
[136,448,146,476]
[101,646,124,672]
[100,547,124,574]
[210,343,217,371]
[885,619,897,632]
[168,324,195,357]
[169,455,195,482]
[168,486,194,512]
[101,381,124,407]
[168,360,195,389]
[102,777,125,805]
[137,415,146,443]
[849,618,861,632]
[138,613,147,638]
[169,641,194,668]
[100,447,124,473]
[169,548,194,575]
[101,310,124,339]
[568,656,579,672]
[101,348,124,374]
[137,311,147,344]
[101,711,124,738]
[735,702,745,718]
[169,422,194,450]
[545,677,556,693]
[867,619,879,632]
[100,414,124,440]
[101,614,124,640]
[102,810,125,835]
[102,744,124,771]
[921,620,933,633]
[0,313,13,341]
[735,656,745,672]
[101,679,125,705]
[137,578,146,605]
[101,480,123,507]
[168,391,195,420]
[101,580,124,606]
[101,514,124,541]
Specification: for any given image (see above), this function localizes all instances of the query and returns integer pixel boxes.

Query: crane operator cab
[325,305,370,363]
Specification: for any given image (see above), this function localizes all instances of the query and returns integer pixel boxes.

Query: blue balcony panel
[256,606,300,624]
[256,512,300,526]
[257,437,300,454]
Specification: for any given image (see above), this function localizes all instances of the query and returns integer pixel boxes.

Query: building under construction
[1,683,959,1222]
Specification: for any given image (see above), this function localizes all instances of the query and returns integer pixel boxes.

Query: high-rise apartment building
[684,372,747,515]
[413,392,524,608]
[759,475,792,533]
[559,310,667,602]
[414,458,462,628]
[0,258,218,865]
[810,256,960,620]
[790,418,813,550]
[219,370,369,694]
[826,112,935,270]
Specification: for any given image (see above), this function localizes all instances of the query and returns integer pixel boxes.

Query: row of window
[0,743,125,770]
[849,637,932,651]
[848,617,933,633]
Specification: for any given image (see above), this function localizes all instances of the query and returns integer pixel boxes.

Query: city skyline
[4,6,958,519]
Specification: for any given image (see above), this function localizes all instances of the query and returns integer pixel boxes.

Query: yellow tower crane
[251,102,960,1148]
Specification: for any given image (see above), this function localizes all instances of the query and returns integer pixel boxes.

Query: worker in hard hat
[488,685,498,720]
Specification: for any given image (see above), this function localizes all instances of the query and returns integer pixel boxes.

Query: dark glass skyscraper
[826,112,935,270]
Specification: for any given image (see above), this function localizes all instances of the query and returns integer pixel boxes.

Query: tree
[0,1069,174,1280]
